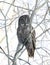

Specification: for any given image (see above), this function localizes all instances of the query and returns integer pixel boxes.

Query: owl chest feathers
[17,26,31,43]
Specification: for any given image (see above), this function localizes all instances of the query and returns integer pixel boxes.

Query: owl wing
[31,27,36,50]
[26,27,36,57]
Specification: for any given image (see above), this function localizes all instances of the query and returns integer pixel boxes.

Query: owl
[17,15,36,57]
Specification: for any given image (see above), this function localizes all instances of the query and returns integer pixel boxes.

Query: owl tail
[26,46,35,57]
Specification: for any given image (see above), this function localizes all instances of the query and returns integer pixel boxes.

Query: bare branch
[18,58,31,65]
[36,28,50,39]
[0,46,13,62]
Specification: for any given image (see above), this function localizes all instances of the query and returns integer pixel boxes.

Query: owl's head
[18,15,30,27]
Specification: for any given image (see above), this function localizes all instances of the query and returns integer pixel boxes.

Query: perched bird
[17,15,36,57]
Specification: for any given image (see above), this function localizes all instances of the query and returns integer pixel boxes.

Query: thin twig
[36,28,50,39]
[18,58,31,65]
[34,9,48,29]
[0,46,13,62]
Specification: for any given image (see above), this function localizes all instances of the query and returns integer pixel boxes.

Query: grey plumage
[17,15,36,57]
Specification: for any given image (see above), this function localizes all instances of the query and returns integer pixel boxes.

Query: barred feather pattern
[17,15,36,57]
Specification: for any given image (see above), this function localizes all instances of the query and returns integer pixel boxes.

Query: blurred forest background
[0,0,50,65]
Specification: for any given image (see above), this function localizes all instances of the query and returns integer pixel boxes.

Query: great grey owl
[17,15,36,57]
